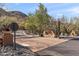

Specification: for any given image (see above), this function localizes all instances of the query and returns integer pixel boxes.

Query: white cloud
[56,13,63,16]
[66,7,79,14]
[49,7,79,17]
[15,3,20,5]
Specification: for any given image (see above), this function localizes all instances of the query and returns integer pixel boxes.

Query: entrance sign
[9,22,19,32]
[9,22,19,50]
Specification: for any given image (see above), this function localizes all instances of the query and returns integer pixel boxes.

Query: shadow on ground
[15,44,39,56]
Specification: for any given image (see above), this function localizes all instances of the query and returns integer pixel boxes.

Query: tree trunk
[39,31,44,37]
[40,33,44,37]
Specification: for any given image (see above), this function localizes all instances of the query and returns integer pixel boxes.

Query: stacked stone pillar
[0,31,13,46]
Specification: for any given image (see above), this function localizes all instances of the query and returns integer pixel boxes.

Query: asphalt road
[36,39,79,56]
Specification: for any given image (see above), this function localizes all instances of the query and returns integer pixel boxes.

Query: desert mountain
[0,8,27,22]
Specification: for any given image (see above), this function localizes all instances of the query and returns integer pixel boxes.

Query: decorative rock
[0,45,36,56]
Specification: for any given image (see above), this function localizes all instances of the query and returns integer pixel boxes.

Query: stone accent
[43,30,55,37]
[2,31,13,46]
[70,30,77,37]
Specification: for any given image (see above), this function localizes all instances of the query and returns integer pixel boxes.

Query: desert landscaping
[1,3,79,56]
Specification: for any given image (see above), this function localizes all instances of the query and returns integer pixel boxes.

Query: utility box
[2,31,13,46]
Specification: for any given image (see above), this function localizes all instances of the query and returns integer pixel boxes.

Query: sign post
[9,22,19,50]
[13,31,16,50]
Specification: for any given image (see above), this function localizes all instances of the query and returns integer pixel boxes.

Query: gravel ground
[0,44,36,56]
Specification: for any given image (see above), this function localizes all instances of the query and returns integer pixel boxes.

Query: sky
[2,3,79,18]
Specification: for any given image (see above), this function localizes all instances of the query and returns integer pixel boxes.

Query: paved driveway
[16,37,67,52]
[36,39,79,56]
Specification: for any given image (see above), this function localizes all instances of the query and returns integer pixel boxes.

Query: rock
[0,45,36,56]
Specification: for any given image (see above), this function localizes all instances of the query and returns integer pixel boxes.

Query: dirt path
[16,37,68,52]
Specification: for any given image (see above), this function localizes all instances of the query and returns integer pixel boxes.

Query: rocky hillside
[9,11,27,19]
[0,8,27,22]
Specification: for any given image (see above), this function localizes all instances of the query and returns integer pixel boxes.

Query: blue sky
[2,3,79,18]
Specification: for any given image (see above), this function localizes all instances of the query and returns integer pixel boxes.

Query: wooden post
[0,38,3,47]
[58,19,60,37]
